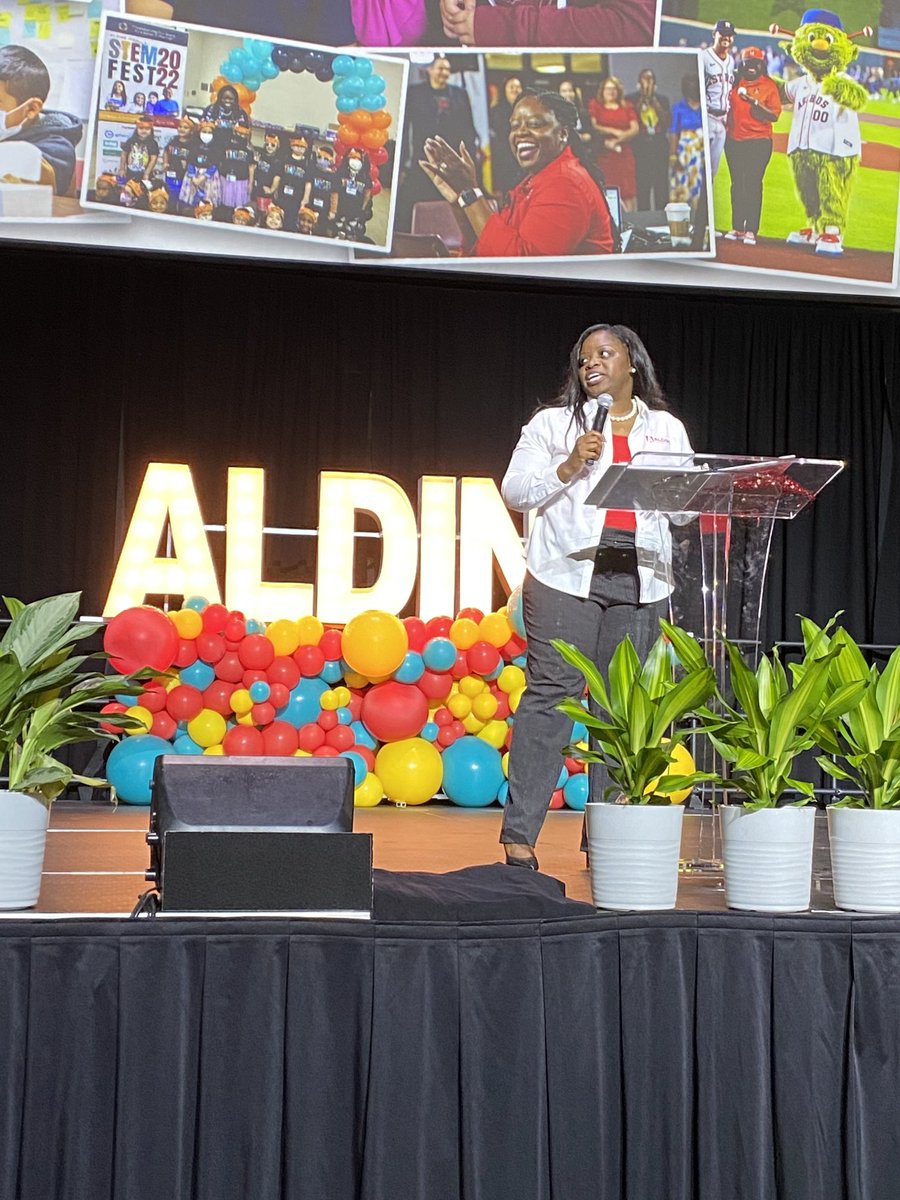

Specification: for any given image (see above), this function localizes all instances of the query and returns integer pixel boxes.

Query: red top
[726,76,781,140]
[475,146,614,258]
[473,0,655,47]
[587,100,638,199]
[604,433,636,531]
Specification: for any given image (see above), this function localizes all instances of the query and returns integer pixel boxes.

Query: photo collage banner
[0,0,897,294]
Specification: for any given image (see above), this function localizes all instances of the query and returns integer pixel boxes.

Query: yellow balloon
[266,618,300,657]
[297,615,325,646]
[171,608,203,639]
[449,617,479,649]
[231,688,253,715]
[342,610,408,678]
[498,665,526,694]
[236,712,256,726]
[203,744,225,755]
[125,705,153,732]
[344,670,370,689]
[509,685,526,714]
[293,748,312,757]
[375,738,443,806]
[447,692,471,719]
[188,708,227,748]
[354,772,384,807]
[463,712,486,734]
[645,741,696,804]
[478,719,508,749]
[501,750,510,777]
[320,690,341,711]
[472,692,498,722]
[459,674,486,699]
[479,611,513,648]
[333,686,352,707]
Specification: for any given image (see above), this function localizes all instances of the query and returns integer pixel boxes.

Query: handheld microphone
[586,393,613,463]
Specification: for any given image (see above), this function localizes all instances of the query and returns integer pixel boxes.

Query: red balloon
[203,679,236,716]
[467,641,501,676]
[360,681,429,742]
[347,691,363,721]
[321,629,343,660]
[370,181,383,196]
[493,693,511,721]
[313,745,341,757]
[418,670,453,702]
[325,724,354,751]
[353,745,376,771]
[223,725,265,756]
[267,656,301,690]
[105,606,179,673]
[403,617,428,653]
[437,727,457,748]
[150,711,177,741]
[251,701,276,726]
[425,616,453,640]
[433,706,453,726]
[549,788,565,810]
[202,603,229,633]
[100,702,128,735]
[457,607,485,624]
[215,651,244,683]
[451,650,470,680]
[223,616,246,642]
[298,723,326,752]
[268,683,290,709]
[196,632,225,663]
[139,684,167,713]
[239,634,275,671]
[242,669,268,688]
[294,644,326,677]
[564,756,585,774]
[450,719,466,739]
[262,721,298,756]
[175,638,198,668]
[369,145,389,166]
[166,684,204,722]
[317,709,338,731]
[502,634,528,659]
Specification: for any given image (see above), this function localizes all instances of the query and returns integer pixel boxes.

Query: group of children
[94,111,378,240]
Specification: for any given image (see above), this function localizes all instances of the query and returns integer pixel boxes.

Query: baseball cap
[713,19,735,35]
[800,8,843,27]
[741,46,765,60]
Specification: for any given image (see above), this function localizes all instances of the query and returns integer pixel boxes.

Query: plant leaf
[552,639,611,713]
[0,592,82,670]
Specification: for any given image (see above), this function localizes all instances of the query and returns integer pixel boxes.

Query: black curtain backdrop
[3,241,899,645]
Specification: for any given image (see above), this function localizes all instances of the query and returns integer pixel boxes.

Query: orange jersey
[727,76,781,140]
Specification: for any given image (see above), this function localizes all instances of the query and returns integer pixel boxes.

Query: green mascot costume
[770,9,873,256]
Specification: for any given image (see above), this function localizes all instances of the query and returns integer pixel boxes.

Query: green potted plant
[687,622,865,912]
[0,592,140,909]
[553,620,717,911]
[799,616,900,912]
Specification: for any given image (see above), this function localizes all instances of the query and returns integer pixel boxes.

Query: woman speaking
[419,91,615,257]
[499,325,693,869]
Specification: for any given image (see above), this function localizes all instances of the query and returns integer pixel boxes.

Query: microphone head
[596,392,613,410]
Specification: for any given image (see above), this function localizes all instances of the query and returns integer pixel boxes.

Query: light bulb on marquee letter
[417,476,457,621]
[458,477,526,615]
[316,472,418,622]
[103,463,221,616]
[225,467,314,622]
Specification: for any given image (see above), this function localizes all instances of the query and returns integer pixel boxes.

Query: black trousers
[725,136,773,233]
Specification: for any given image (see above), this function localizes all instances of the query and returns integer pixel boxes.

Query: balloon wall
[101,593,591,809]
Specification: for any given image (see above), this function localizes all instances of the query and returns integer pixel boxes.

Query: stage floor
[27,801,841,915]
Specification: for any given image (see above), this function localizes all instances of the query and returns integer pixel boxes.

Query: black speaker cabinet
[147,756,372,917]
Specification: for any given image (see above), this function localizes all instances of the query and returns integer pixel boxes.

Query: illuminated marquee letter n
[316,472,418,622]
[458,477,526,615]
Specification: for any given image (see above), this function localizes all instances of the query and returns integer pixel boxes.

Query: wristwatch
[457,187,484,208]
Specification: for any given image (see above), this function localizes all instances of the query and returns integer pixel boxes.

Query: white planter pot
[828,806,900,913]
[0,789,50,910]
[586,802,684,911]
[720,804,815,913]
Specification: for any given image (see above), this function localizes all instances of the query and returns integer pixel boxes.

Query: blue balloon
[223,62,243,83]
[507,584,525,638]
[249,680,270,703]
[320,660,344,684]
[564,773,589,811]
[106,735,171,805]
[513,654,527,668]
[421,721,439,742]
[242,75,262,92]
[180,659,215,690]
[572,719,588,744]
[422,636,456,672]
[556,764,569,789]
[342,750,368,786]
[335,76,365,97]
[249,38,274,59]
[351,720,377,750]
[442,736,504,807]
[363,74,386,96]
[184,596,208,612]
[261,58,279,80]
[336,707,352,725]
[394,651,425,684]
[245,618,265,634]
[332,54,356,75]
[173,733,203,756]
[336,95,358,113]
[497,779,509,806]
[116,693,133,707]
[362,94,386,112]
[277,677,329,727]
[353,57,374,77]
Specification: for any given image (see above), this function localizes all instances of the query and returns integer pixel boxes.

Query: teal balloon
[180,659,215,690]
[422,637,455,672]
[332,54,356,75]
[394,651,425,684]
[106,734,171,805]
[342,750,368,786]
[336,95,358,112]
[442,736,504,807]
[571,719,588,743]
[249,39,274,58]
[353,57,374,77]
[223,62,243,82]
[245,618,265,634]
[277,677,329,727]
[351,720,377,750]
[362,94,386,112]
[497,779,509,806]
[364,74,386,95]
[184,596,208,611]
[320,660,344,684]
[173,733,203,755]
[564,773,589,811]
[249,680,270,702]
[556,765,568,789]
[242,75,262,91]
[261,58,279,79]
[507,584,525,637]
[421,721,439,742]
[337,707,353,726]
[336,76,365,97]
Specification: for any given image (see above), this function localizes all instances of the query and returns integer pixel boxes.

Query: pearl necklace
[609,396,638,423]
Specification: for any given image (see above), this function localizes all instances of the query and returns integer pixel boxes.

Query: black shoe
[504,851,539,871]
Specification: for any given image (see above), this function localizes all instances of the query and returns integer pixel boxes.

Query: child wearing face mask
[178,118,221,208]
[220,118,254,209]
[163,115,197,208]
[252,129,283,219]
[0,45,83,196]
[302,140,338,232]
[276,134,311,231]
[331,146,374,237]
[118,116,159,183]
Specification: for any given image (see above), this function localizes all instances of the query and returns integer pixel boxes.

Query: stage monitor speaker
[146,756,372,917]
